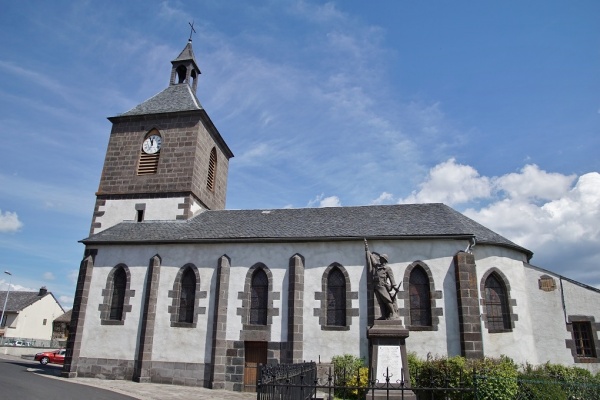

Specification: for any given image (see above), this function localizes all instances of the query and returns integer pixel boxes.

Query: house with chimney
[0,287,65,345]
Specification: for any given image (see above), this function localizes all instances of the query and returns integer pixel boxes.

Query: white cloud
[320,196,342,207]
[478,172,600,246]
[0,61,69,98]
[235,143,273,166]
[59,295,73,310]
[0,173,93,217]
[68,269,79,285]
[495,164,576,201]
[371,192,394,205]
[43,272,55,281]
[0,210,23,232]
[307,194,342,208]
[158,1,191,21]
[0,280,35,292]
[465,172,600,283]
[399,158,492,205]
[291,1,345,24]
[404,159,600,285]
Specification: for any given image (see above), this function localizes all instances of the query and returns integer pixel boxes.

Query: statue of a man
[365,240,399,320]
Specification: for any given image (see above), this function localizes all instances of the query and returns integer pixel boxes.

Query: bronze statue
[365,239,400,320]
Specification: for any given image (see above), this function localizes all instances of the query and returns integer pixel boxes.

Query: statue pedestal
[367,320,416,400]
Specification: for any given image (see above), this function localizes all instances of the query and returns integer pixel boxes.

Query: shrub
[408,353,518,400]
[346,367,369,399]
[471,356,518,400]
[519,361,600,399]
[331,354,366,400]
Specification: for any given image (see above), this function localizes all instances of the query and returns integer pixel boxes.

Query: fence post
[256,364,261,400]
[385,366,390,400]
[473,367,478,400]
[328,366,333,400]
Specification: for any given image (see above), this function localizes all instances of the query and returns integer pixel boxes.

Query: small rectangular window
[43,319,47,325]
[136,209,144,222]
[573,322,596,358]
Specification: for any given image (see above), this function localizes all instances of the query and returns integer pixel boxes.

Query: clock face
[142,135,162,154]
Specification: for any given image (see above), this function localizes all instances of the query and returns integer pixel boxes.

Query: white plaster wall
[475,246,537,365]
[225,243,299,343]
[475,249,600,372]
[523,266,574,366]
[364,239,465,360]
[80,248,148,360]
[82,239,470,364]
[561,277,600,372]
[301,241,365,363]
[81,238,600,370]
[150,245,220,364]
[562,278,600,323]
[300,239,468,363]
[8,295,64,340]
[94,197,198,234]
[189,198,203,216]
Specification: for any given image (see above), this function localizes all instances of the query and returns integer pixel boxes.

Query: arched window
[110,267,127,321]
[484,273,511,331]
[178,267,196,323]
[206,147,217,191]
[250,269,268,325]
[327,267,346,326]
[409,266,432,326]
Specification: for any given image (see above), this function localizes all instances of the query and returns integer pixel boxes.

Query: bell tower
[90,40,234,235]
[170,40,200,91]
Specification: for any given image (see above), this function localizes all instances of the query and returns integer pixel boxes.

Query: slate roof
[54,309,72,323]
[0,291,53,313]
[115,84,203,117]
[172,40,199,66]
[82,203,532,258]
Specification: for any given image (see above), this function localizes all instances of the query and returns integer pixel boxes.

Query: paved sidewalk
[47,375,256,400]
[3,354,255,400]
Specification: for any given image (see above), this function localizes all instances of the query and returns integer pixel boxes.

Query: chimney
[38,286,47,296]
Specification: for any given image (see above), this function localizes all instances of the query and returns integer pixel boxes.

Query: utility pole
[0,271,13,337]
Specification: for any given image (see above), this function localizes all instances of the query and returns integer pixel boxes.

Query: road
[0,357,138,400]
[0,354,257,399]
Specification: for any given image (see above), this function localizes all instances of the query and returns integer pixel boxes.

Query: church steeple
[170,40,201,93]
[89,37,233,235]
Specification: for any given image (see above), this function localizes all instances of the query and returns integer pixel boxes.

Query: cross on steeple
[188,21,196,41]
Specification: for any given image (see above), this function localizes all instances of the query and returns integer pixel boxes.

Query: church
[61,40,600,392]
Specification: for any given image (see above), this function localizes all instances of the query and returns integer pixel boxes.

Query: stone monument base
[367,320,416,400]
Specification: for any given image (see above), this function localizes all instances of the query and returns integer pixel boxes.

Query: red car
[34,349,66,365]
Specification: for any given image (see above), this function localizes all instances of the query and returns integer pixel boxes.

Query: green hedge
[408,353,600,400]
[518,362,600,399]
[408,353,518,400]
[330,353,600,399]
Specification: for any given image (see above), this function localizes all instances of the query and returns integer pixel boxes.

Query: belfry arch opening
[176,65,187,84]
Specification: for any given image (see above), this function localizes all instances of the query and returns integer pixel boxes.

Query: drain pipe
[559,276,568,324]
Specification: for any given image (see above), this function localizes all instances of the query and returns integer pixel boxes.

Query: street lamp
[0,271,12,335]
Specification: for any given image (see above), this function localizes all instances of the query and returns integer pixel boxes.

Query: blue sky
[1,1,598,309]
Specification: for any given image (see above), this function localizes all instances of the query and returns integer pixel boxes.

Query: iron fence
[257,362,600,400]
[0,337,62,348]
[257,362,475,400]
